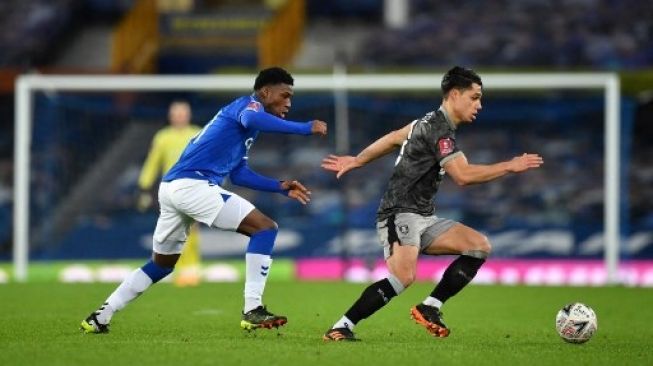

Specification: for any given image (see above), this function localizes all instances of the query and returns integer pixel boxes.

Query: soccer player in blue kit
[81,67,328,334]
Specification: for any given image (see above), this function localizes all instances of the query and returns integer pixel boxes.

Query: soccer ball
[555,302,598,344]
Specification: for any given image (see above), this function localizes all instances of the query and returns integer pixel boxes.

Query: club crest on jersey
[246,101,261,112]
[244,137,254,151]
[438,138,455,156]
[399,225,409,235]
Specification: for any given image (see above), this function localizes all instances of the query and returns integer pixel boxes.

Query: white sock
[100,268,154,324]
[333,316,355,331]
[422,296,443,309]
[94,303,114,325]
[243,253,272,313]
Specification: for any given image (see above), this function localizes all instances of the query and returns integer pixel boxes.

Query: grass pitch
[0,282,651,366]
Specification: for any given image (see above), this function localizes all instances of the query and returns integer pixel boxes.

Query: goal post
[13,72,621,283]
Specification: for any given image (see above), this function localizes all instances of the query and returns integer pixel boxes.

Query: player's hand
[321,154,362,179]
[508,153,544,173]
[136,190,153,212]
[281,180,311,204]
[310,120,327,136]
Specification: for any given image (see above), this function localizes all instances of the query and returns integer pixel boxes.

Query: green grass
[0,282,651,366]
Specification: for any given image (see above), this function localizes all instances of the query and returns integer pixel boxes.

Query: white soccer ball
[555,302,598,344]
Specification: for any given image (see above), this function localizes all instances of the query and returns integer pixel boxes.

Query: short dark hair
[441,66,482,97]
[170,99,189,106]
[254,67,294,90]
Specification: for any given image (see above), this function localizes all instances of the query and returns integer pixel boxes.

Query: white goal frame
[14,72,621,283]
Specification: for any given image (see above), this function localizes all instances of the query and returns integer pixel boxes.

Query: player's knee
[462,234,491,258]
[478,235,492,255]
[256,216,278,232]
[240,209,278,234]
[152,252,180,268]
[393,268,416,288]
[267,220,279,231]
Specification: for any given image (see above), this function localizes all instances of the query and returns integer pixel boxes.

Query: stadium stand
[359,0,653,69]
[0,0,78,67]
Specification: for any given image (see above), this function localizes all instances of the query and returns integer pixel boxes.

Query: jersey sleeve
[229,159,286,194]
[419,119,463,167]
[237,100,263,122]
[238,101,312,135]
[138,130,165,190]
[436,135,463,167]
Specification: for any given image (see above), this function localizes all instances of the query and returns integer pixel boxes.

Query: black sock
[344,278,398,324]
[431,255,486,304]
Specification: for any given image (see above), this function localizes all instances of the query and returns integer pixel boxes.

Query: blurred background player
[137,100,202,287]
[321,66,543,341]
[81,67,328,334]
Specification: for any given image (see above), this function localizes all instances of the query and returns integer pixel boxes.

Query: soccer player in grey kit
[322,66,544,341]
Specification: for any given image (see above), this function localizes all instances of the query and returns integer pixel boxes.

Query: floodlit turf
[0,282,651,366]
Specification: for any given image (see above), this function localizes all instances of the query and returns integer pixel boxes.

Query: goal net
[12,72,632,285]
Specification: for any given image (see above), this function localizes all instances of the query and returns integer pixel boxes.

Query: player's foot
[410,303,450,338]
[323,327,360,342]
[80,312,109,334]
[240,305,287,330]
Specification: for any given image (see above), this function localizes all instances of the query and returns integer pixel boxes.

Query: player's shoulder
[243,98,263,113]
[153,126,173,140]
[410,110,453,146]
[224,95,263,119]
[154,126,196,140]
[231,95,261,110]
[426,109,447,124]
[426,110,455,131]
[413,110,445,131]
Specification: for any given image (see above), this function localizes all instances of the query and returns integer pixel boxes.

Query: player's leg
[324,244,415,342]
[411,220,491,337]
[236,209,288,330]
[207,189,286,330]
[174,223,201,287]
[81,182,188,334]
[423,222,491,306]
[325,214,426,341]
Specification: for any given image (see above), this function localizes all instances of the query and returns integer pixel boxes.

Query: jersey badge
[399,224,409,235]
[438,138,455,156]
[246,101,261,112]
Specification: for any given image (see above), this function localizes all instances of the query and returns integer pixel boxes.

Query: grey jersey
[377,107,463,221]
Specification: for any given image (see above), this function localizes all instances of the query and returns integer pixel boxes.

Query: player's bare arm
[281,179,312,204]
[321,122,413,178]
[444,152,543,186]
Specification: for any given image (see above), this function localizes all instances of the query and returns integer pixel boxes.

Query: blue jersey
[163,94,312,185]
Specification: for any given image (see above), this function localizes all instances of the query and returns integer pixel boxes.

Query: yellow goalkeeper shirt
[138,125,201,190]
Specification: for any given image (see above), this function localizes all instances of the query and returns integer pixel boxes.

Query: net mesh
[15,88,621,262]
